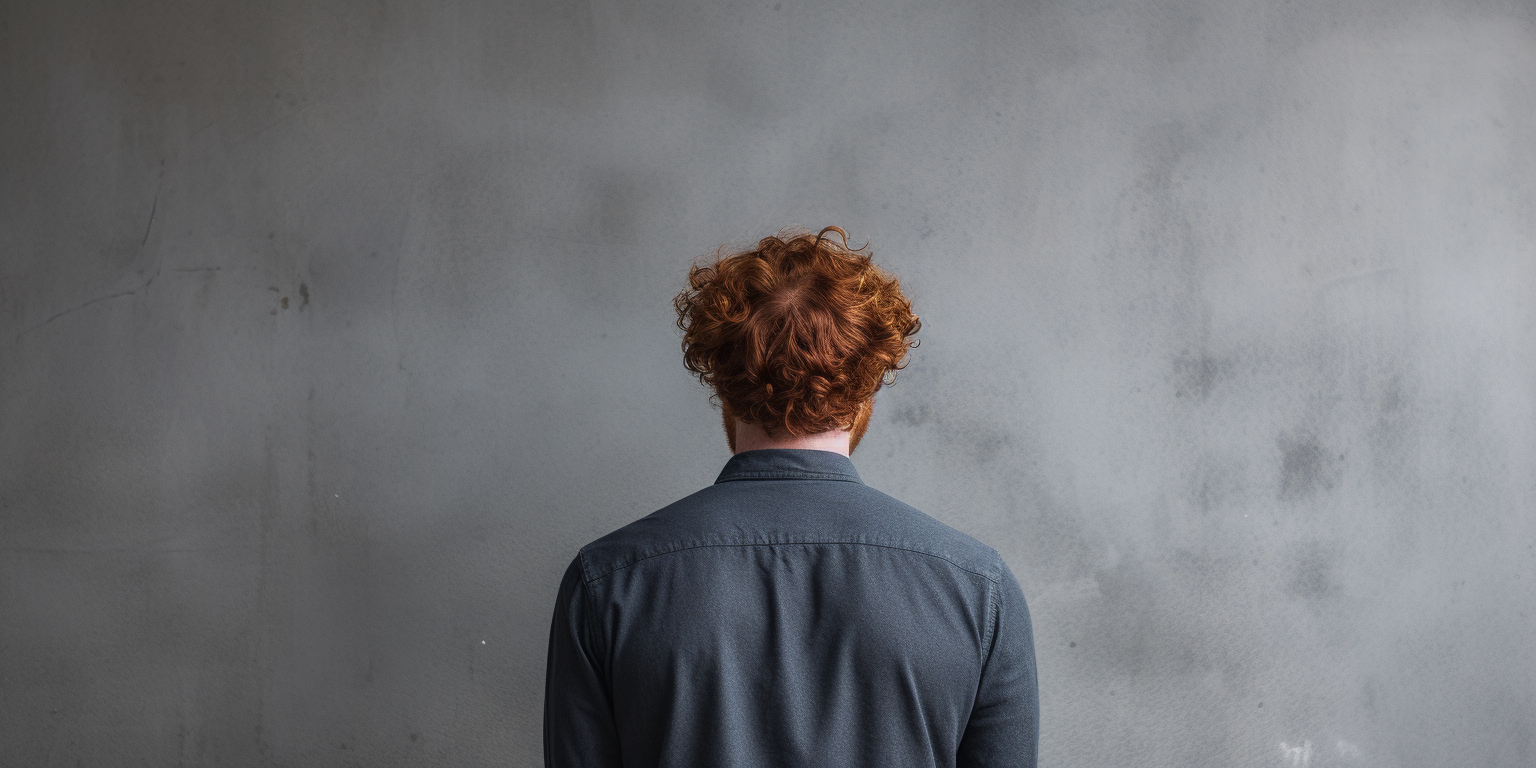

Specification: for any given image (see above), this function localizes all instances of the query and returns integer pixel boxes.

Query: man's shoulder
[573,485,722,581]
[848,483,1010,582]
[574,478,1009,586]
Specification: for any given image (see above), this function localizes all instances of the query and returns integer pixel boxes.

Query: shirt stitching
[980,578,998,669]
[577,548,595,584]
[586,540,1001,584]
[572,552,609,668]
[578,566,605,663]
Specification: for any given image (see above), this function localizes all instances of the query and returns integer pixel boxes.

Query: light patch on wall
[1279,740,1312,766]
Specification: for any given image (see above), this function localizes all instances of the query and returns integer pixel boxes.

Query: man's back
[544,449,1038,767]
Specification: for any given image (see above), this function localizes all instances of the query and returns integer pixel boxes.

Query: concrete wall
[3,0,1533,765]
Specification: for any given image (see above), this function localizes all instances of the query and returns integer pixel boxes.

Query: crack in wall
[10,267,161,344]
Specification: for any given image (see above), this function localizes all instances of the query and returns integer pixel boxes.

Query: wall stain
[1192,461,1242,515]
[1092,556,1203,678]
[891,403,931,427]
[890,401,1013,464]
[1172,351,1230,401]
[1287,541,1342,600]
[1278,433,1342,500]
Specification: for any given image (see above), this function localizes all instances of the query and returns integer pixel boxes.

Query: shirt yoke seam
[584,540,1001,585]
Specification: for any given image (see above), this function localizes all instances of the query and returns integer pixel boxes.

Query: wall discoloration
[1286,541,1342,601]
[1277,433,1343,501]
[1172,351,1231,402]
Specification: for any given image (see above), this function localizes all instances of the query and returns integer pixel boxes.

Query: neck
[731,420,852,456]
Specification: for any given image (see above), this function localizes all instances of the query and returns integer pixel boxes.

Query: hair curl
[674,226,921,437]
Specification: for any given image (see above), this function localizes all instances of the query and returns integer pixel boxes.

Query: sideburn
[848,399,872,454]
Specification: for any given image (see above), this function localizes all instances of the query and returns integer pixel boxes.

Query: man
[544,227,1038,767]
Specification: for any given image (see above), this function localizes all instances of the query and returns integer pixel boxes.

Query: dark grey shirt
[544,449,1038,767]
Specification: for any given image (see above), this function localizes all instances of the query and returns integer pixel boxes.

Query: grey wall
[3,0,1533,765]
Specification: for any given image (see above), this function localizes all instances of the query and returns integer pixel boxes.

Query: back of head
[674,227,921,438]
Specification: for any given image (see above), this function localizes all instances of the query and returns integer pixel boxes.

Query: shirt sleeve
[956,565,1039,767]
[544,555,623,768]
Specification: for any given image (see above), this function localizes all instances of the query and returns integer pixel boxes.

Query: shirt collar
[714,448,864,485]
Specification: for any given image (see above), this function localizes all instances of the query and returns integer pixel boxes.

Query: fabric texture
[544,449,1038,767]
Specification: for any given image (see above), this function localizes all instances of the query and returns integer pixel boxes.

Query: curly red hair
[674,227,921,437]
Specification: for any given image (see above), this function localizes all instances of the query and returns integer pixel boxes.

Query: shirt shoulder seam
[980,577,999,669]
